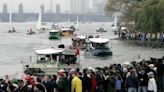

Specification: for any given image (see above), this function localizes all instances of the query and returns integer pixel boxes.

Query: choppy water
[0,22,164,77]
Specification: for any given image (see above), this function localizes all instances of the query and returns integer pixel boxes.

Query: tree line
[105,0,164,32]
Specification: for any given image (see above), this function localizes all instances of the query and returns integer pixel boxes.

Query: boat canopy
[89,38,109,43]
[35,48,64,55]
[61,28,72,31]
[49,30,60,32]
[77,35,86,39]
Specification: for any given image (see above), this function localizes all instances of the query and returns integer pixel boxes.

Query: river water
[0,22,164,77]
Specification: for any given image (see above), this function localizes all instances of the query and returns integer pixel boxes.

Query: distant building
[70,0,80,14]
[2,4,8,14]
[92,0,106,15]
[80,0,89,14]
[18,3,23,14]
[56,4,61,14]
[40,4,45,13]
[50,0,53,13]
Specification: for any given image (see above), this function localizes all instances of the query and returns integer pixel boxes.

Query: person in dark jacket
[82,69,91,92]
[125,69,139,92]
[138,70,148,92]
[42,76,55,92]
[156,59,164,92]
[17,79,31,92]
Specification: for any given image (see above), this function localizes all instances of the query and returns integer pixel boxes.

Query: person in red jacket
[90,71,97,92]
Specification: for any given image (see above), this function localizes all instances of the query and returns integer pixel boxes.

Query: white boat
[111,16,119,31]
[36,12,50,31]
[23,48,81,76]
[72,35,87,50]
[60,27,75,36]
[8,9,16,33]
[85,38,113,56]
[76,16,79,30]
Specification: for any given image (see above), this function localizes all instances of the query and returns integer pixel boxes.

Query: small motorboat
[49,30,61,40]
[96,27,107,32]
[60,27,75,36]
[8,28,16,33]
[27,28,35,35]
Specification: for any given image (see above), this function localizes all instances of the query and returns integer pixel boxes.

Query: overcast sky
[0,0,70,13]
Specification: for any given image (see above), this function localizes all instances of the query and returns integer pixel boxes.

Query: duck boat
[49,30,61,40]
[23,48,81,76]
[85,38,113,56]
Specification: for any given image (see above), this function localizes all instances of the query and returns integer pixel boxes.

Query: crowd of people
[118,30,164,47]
[0,56,164,92]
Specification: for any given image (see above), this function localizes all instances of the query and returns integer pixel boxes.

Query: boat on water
[49,30,61,40]
[72,35,87,50]
[23,48,81,76]
[8,28,16,33]
[111,16,120,34]
[27,28,35,35]
[8,9,16,33]
[36,12,50,32]
[85,38,113,56]
[96,27,107,32]
[60,27,75,36]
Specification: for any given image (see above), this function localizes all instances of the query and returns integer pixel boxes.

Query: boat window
[93,43,109,49]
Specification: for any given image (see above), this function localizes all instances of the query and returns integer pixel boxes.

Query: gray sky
[0,0,70,13]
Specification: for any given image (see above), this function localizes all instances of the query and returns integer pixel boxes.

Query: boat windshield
[92,43,109,49]
[50,32,59,35]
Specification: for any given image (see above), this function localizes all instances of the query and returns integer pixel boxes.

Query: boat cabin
[86,38,113,56]
[72,35,86,50]
[60,28,74,36]
[49,30,61,39]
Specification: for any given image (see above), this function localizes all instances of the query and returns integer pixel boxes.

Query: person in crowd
[147,72,157,92]
[42,75,55,92]
[125,69,139,92]
[57,69,70,92]
[70,68,82,92]
[90,71,97,92]
[138,70,148,92]
[115,74,122,92]
[156,58,164,92]
[82,69,91,92]
[17,79,31,92]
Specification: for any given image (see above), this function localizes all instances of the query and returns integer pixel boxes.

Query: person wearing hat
[147,72,157,92]
[57,69,70,92]
[70,68,82,92]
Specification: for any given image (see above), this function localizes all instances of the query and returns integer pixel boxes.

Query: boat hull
[23,64,81,76]
[61,31,74,36]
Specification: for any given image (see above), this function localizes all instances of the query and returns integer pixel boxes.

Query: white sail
[76,16,79,29]
[9,10,12,25]
[111,16,118,31]
[36,12,42,30]
[114,16,118,28]
[67,17,70,24]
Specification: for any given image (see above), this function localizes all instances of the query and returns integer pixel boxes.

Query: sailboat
[111,16,119,31]
[76,16,79,30]
[8,9,16,33]
[36,12,50,31]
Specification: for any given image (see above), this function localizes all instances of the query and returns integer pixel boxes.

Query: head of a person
[147,72,154,78]
[33,84,44,92]
[58,69,65,78]
[70,69,77,78]
[130,69,136,76]
[18,79,25,88]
